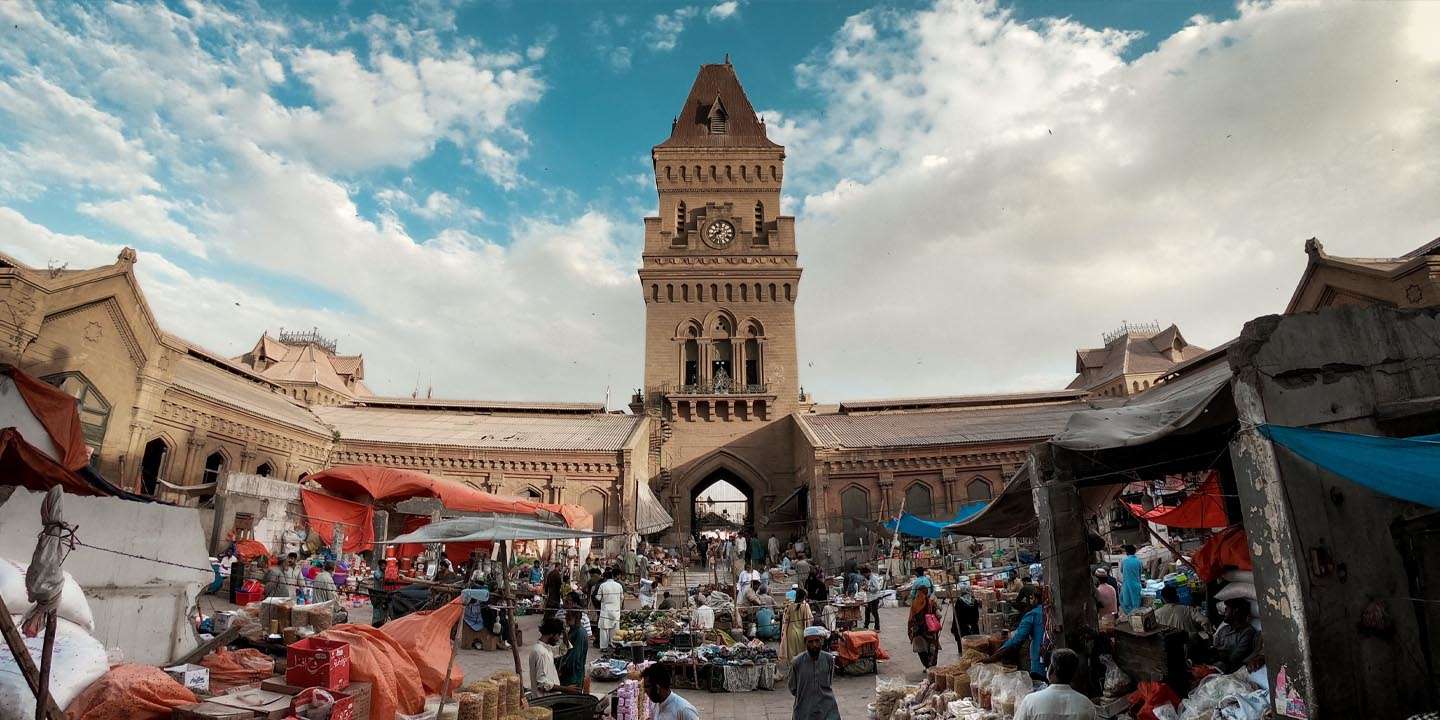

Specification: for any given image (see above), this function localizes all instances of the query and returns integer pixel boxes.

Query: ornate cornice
[819,448,1029,475]
[157,397,330,460]
[329,445,621,477]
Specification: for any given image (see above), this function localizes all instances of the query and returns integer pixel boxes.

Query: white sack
[1221,570,1254,585]
[0,616,107,720]
[1214,582,1256,602]
[0,559,94,633]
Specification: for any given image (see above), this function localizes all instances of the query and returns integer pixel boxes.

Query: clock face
[704,220,735,248]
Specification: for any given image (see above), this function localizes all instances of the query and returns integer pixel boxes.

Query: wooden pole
[0,597,63,720]
[35,611,56,720]
[501,541,522,674]
[436,615,462,716]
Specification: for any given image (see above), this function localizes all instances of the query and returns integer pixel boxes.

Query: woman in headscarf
[908,586,941,668]
[779,587,813,677]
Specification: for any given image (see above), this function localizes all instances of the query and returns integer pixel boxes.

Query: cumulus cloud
[646,7,699,52]
[782,0,1440,399]
[707,2,740,21]
[77,195,206,257]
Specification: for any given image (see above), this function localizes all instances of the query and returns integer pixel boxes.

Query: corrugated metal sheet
[171,358,330,435]
[313,405,641,451]
[801,401,1090,449]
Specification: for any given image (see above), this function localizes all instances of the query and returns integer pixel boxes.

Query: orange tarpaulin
[380,598,465,693]
[199,647,275,692]
[316,624,427,720]
[1123,471,1229,528]
[64,664,198,720]
[835,630,890,666]
[1189,526,1253,583]
[301,489,376,553]
[308,464,587,527]
[232,538,271,563]
[6,366,90,472]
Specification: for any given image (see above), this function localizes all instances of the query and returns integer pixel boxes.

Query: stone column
[940,467,958,517]
[877,472,895,520]
[547,473,567,504]
[1031,444,1096,672]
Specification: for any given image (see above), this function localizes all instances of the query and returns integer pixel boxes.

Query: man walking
[789,626,841,720]
[596,569,624,649]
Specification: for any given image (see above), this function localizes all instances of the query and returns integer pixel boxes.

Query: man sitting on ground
[1014,648,1097,720]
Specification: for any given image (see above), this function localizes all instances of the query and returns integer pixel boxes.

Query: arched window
[202,451,226,485]
[905,483,934,519]
[140,438,169,495]
[840,486,871,547]
[967,478,993,501]
[754,201,764,233]
[651,284,659,303]
[523,486,544,501]
[298,472,310,482]
[1133,381,1140,392]
[580,489,607,530]
[744,338,761,387]
[683,338,700,387]
[676,201,686,234]
[255,462,274,478]
[42,373,110,463]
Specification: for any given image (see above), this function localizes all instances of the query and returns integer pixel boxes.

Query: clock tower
[637,60,805,541]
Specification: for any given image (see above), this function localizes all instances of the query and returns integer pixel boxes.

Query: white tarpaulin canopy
[634,478,673,535]
[379,514,611,544]
[1051,362,1233,451]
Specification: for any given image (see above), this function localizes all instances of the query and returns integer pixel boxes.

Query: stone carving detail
[83,321,103,343]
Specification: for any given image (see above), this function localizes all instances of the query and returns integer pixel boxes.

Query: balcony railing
[663,381,769,396]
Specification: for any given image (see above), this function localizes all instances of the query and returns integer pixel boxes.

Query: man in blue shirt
[1120,544,1144,614]
[987,594,1046,680]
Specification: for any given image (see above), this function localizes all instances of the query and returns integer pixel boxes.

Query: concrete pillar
[1031,444,1096,675]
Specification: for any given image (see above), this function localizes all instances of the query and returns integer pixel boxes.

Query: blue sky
[2,1,1437,404]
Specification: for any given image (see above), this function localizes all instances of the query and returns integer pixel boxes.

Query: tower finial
[724,53,730,65]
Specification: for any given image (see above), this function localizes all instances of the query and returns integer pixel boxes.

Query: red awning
[4,366,91,471]
[307,464,581,526]
[301,489,376,553]
[0,427,99,496]
[1123,471,1229,528]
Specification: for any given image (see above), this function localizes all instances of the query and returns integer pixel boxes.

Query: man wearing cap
[789,625,841,720]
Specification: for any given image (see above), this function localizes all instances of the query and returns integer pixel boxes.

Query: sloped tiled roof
[170,357,330,435]
[314,405,641,451]
[263,344,352,395]
[330,355,363,377]
[656,62,780,149]
[800,400,1090,450]
[353,397,605,414]
[838,390,1087,414]
[1068,324,1205,391]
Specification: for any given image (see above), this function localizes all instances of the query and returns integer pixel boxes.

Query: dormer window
[707,98,728,134]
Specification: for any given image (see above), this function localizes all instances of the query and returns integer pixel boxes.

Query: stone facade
[1286,236,1440,313]
[0,250,647,538]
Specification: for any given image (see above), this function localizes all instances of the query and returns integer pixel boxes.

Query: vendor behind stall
[529,618,582,695]
[1211,598,1261,673]
[987,589,1046,680]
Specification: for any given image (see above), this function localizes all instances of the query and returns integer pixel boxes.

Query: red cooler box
[285,638,351,691]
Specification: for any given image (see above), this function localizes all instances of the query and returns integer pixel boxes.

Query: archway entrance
[140,438,168,496]
[690,469,754,538]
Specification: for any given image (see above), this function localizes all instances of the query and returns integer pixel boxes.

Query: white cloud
[707,2,740,22]
[780,0,1440,400]
[77,195,206,257]
[610,47,633,71]
[646,7,700,52]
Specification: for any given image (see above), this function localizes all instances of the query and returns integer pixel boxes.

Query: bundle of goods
[873,679,915,720]
[612,609,687,644]
[459,679,501,720]
[877,678,973,720]
[925,647,987,695]
[589,659,633,681]
[486,671,524,716]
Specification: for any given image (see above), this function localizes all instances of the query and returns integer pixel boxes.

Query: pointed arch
[140,435,173,495]
[255,461,275,478]
[202,447,231,485]
[701,308,738,338]
[839,484,872,547]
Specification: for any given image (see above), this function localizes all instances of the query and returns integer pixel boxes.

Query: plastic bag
[1098,654,1132,696]
[1152,704,1181,720]
[1180,669,1258,719]
[1128,680,1181,720]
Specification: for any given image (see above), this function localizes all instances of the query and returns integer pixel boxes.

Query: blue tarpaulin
[885,501,990,539]
[1259,424,1440,509]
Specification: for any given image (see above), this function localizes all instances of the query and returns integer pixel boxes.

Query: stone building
[0,250,647,537]
[4,60,1215,565]
[1067,322,1206,398]
[1287,236,1440,312]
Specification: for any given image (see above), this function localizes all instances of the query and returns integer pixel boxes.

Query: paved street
[452,594,950,720]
